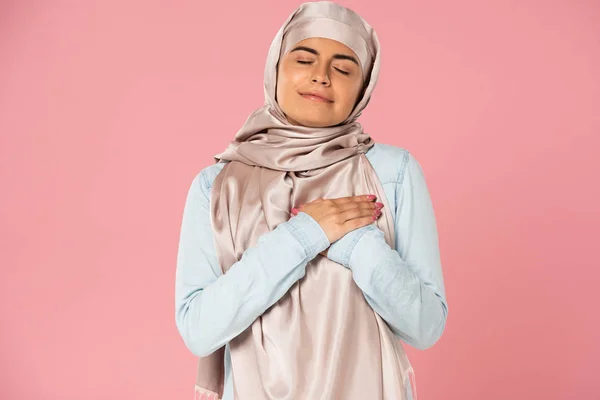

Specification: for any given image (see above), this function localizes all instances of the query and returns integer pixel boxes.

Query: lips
[299,92,333,102]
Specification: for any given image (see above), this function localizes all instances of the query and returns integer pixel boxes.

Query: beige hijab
[195,2,415,399]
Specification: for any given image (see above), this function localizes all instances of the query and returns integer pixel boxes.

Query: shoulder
[366,142,417,184]
[190,161,228,198]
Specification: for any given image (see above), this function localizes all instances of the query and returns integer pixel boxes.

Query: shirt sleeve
[327,152,448,350]
[175,170,330,357]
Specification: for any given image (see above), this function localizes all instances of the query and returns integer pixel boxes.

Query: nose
[311,75,330,85]
[310,65,330,86]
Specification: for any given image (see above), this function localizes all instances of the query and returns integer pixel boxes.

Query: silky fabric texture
[195,2,415,399]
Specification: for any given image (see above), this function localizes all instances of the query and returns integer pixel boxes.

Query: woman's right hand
[291,195,384,244]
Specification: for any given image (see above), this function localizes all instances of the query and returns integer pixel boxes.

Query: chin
[300,119,333,128]
[290,113,340,128]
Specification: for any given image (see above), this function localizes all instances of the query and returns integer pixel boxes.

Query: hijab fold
[194,2,415,399]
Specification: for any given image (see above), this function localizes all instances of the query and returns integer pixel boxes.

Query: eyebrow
[290,45,360,66]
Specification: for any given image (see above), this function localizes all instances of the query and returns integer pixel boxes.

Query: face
[276,37,364,127]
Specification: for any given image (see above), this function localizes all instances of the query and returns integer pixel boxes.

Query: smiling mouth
[300,93,333,103]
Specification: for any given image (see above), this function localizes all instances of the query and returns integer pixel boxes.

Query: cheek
[277,66,296,100]
[337,82,363,112]
[351,80,364,101]
[276,76,291,105]
[281,62,309,86]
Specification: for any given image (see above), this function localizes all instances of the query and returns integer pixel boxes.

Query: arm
[327,152,448,350]
[175,169,330,357]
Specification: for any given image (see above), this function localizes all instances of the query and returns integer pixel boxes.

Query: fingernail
[374,209,382,216]
[375,202,384,208]
[367,194,376,200]
[291,208,299,214]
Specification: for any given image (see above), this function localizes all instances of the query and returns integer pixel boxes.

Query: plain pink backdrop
[1,0,599,399]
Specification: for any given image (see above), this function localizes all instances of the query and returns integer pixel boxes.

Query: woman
[175,2,448,399]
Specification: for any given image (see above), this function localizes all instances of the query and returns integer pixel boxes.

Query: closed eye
[296,60,350,75]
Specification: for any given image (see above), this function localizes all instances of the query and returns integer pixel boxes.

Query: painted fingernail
[374,209,382,216]
[375,202,384,208]
[367,194,376,200]
[291,208,299,214]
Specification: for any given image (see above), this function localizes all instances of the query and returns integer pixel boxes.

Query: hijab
[194,2,415,399]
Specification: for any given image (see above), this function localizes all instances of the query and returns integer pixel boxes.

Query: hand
[290,195,384,250]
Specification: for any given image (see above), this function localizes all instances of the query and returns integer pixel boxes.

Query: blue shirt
[175,142,448,399]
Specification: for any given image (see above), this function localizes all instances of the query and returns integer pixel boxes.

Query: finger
[339,206,381,222]
[330,194,377,204]
[305,197,325,204]
[336,200,382,213]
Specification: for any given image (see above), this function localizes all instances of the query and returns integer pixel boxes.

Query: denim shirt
[175,142,448,399]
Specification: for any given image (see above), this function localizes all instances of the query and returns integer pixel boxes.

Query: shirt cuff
[327,224,377,268]
[282,212,330,259]
[345,226,389,286]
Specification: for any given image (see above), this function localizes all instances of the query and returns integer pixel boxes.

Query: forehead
[289,37,357,57]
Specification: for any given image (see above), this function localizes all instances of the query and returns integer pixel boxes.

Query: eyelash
[296,60,350,75]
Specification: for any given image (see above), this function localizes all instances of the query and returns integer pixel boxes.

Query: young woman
[175,2,448,399]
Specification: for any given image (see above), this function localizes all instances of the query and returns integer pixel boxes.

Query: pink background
[1,0,599,398]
